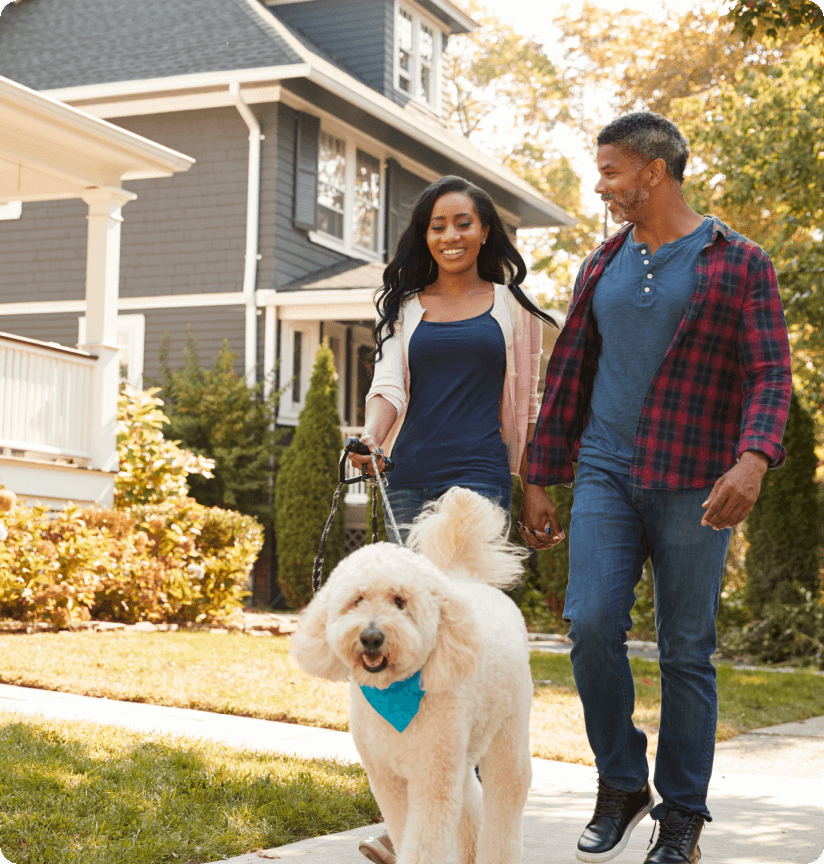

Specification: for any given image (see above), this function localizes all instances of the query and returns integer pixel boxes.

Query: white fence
[0,332,96,463]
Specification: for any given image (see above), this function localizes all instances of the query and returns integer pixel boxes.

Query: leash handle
[343,436,394,476]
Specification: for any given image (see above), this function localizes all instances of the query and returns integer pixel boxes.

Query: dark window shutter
[293,112,320,232]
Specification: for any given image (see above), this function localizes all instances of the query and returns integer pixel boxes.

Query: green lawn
[1,631,823,767]
[0,711,379,864]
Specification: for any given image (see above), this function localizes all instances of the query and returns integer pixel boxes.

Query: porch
[0,74,193,507]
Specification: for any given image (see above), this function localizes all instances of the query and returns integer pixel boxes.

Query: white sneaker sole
[575,794,655,863]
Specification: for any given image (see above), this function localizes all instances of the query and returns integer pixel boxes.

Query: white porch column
[79,187,136,478]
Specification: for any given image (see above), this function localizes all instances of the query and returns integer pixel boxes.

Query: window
[312,130,384,259]
[395,4,442,109]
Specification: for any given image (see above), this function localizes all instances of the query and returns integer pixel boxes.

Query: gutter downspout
[230,82,263,387]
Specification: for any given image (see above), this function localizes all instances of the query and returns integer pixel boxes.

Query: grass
[0,710,379,864]
[1,632,823,768]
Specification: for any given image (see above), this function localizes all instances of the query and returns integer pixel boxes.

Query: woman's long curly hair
[374,175,550,360]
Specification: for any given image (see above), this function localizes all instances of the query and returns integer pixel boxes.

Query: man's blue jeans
[564,462,731,822]
[384,482,512,545]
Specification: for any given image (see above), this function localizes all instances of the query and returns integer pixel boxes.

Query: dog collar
[359,670,424,733]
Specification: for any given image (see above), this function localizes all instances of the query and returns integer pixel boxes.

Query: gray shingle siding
[0,200,88,303]
[0,313,84,350]
[273,0,391,94]
[274,104,350,287]
[116,108,251,298]
[0,0,302,91]
[142,306,248,381]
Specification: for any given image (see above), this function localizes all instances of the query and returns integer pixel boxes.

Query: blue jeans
[383,482,512,545]
[564,463,731,822]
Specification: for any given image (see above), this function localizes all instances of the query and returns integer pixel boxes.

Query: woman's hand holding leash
[348,432,386,475]
[519,482,565,550]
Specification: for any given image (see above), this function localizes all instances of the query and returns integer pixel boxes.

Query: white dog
[290,487,533,864]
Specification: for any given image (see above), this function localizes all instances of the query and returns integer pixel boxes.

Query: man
[520,113,792,864]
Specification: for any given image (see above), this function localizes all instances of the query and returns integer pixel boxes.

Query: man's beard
[605,184,649,223]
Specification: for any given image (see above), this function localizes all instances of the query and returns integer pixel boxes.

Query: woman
[352,173,561,545]
[351,175,561,544]
[353,175,561,864]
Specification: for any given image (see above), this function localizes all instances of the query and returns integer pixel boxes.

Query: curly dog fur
[290,487,533,864]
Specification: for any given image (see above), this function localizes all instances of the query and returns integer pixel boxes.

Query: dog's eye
[393,595,407,610]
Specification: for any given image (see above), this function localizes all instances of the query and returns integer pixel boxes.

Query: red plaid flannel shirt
[528,218,792,490]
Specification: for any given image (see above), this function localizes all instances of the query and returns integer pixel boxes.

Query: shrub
[275,342,345,609]
[116,385,215,508]
[0,496,263,627]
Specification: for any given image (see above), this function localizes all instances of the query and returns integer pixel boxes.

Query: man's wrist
[740,450,769,473]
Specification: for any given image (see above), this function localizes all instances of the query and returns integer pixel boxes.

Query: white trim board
[0,293,251,316]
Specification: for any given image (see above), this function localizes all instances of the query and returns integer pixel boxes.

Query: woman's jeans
[384,482,512,545]
[564,462,731,821]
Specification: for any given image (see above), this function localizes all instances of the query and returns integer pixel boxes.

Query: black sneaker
[643,810,703,864]
[576,779,654,862]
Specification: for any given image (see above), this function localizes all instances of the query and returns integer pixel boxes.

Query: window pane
[317,132,345,239]
[420,64,431,103]
[398,9,413,91]
[354,149,381,252]
[419,23,434,63]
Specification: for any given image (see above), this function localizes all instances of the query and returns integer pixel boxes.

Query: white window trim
[394,0,444,112]
[78,313,145,388]
[277,320,320,426]
[0,202,22,221]
[313,125,386,262]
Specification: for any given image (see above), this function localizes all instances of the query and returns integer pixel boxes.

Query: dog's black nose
[360,626,384,651]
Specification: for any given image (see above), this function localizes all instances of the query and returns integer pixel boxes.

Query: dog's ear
[289,589,349,682]
[420,587,481,694]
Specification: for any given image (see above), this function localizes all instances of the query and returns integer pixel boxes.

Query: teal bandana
[359,670,425,733]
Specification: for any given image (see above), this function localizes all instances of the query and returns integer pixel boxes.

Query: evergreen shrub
[745,390,820,612]
[739,389,823,663]
[275,342,345,609]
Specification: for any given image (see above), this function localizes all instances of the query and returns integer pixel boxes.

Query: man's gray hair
[597,112,689,184]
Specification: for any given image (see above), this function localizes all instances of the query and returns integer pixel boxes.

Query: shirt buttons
[641,249,648,255]
[644,287,651,293]
[644,259,650,265]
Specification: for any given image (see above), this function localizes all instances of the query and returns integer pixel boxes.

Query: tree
[158,332,283,531]
[275,342,346,609]
[745,390,820,616]
[725,0,824,39]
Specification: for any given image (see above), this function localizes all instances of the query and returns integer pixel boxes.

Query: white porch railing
[0,332,96,463]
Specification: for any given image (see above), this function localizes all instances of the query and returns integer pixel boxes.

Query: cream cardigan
[365,284,543,475]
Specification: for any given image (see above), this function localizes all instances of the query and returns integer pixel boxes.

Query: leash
[312,437,403,592]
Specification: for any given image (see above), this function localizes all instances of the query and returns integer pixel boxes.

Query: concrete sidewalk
[0,682,822,864]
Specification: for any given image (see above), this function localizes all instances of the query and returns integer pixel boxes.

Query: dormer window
[395,3,442,110]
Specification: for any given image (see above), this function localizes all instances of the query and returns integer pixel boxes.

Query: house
[0,0,574,593]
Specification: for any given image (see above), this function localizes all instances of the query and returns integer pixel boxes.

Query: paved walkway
[0,682,822,864]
